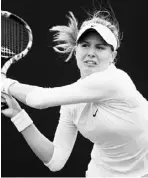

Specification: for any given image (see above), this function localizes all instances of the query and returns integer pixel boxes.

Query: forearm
[2,92,55,167]
[8,82,53,109]
[8,82,37,105]
[21,123,54,164]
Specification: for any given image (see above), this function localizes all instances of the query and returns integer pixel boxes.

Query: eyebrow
[81,41,106,46]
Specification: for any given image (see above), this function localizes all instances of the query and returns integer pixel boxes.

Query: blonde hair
[50,12,78,61]
[50,10,121,61]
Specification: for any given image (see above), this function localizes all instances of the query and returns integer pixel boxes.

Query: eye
[81,43,89,48]
[96,45,105,50]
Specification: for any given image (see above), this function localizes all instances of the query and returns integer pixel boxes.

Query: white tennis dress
[26,64,148,177]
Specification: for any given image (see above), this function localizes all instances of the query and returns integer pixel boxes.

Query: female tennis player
[1,9,148,177]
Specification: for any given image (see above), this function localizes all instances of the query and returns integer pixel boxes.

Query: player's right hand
[1,91,22,118]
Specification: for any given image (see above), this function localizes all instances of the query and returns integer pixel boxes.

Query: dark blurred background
[1,0,148,177]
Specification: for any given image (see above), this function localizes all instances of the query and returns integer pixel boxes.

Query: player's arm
[25,72,118,109]
[8,81,38,105]
[21,103,78,171]
[44,105,78,171]
[3,71,117,109]
[1,92,54,164]
[2,93,78,171]
[1,77,38,105]
[21,123,54,165]
[22,119,77,172]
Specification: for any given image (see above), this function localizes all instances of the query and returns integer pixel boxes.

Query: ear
[74,50,76,56]
[74,46,77,56]
[112,50,117,61]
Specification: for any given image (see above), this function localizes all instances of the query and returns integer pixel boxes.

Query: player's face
[75,31,117,79]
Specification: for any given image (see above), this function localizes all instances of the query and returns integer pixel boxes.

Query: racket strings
[1,16,29,58]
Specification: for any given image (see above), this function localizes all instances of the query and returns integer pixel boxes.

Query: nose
[87,48,96,58]
[88,53,95,58]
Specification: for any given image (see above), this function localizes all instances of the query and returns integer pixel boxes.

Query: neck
[80,64,113,79]
[80,68,93,79]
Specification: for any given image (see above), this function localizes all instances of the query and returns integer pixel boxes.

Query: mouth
[84,60,97,66]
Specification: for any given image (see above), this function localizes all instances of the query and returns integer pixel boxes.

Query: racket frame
[1,11,33,75]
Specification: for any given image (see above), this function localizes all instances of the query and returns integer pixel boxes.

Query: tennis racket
[1,10,33,75]
[1,11,33,110]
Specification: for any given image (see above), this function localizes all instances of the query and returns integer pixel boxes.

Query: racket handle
[1,102,8,110]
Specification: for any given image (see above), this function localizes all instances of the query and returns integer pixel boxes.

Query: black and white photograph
[1,0,148,177]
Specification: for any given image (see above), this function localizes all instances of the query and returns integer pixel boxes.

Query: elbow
[44,144,70,172]
[30,102,48,110]
[44,161,65,172]
[26,99,48,109]
[25,87,51,109]
[26,94,49,110]
[47,164,65,172]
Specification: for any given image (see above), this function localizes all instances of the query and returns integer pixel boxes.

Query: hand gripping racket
[1,10,33,75]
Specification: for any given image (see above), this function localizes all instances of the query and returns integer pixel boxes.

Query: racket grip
[1,102,8,110]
